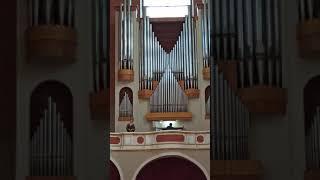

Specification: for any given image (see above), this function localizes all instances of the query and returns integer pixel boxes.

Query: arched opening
[304,75,320,170]
[136,156,207,180]
[110,160,121,180]
[119,87,133,120]
[30,80,73,176]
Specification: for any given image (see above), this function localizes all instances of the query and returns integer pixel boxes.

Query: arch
[119,87,133,118]
[110,158,123,180]
[119,87,133,105]
[30,80,73,137]
[132,152,209,180]
[304,75,320,131]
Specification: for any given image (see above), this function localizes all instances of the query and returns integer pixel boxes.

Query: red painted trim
[197,135,204,143]
[110,137,121,144]
[156,134,185,142]
[137,136,144,144]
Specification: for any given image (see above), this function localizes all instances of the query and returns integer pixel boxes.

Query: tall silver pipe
[67,0,74,26]
[256,42,265,85]
[59,0,66,25]
[32,0,39,26]
[300,0,305,21]
[45,0,52,24]
[307,0,313,20]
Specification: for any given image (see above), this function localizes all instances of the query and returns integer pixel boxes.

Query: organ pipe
[150,68,188,113]
[212,66,250,160]
[119,0,135,71]
[30,97,72,176]
[306,107,320,169]
[139,7,199,91]
[29,0,74,27]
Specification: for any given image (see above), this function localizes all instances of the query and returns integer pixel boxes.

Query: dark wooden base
[203,67,210,80]
[145,112,192,121]
[238,86,287,114]
[26,25,77,64]
[305,169,320,180]
[185,88,200,98]
[90,89,109,120]
[138,89,153,99]
[118,69,134,81]
[211,160,262,180]
[297,20,320,59]
[118,116,133,121]
[26,176,76,180]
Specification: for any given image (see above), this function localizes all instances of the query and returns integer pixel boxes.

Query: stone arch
[132,152,209,180]
[30,80,73,137]
[110,157,123,180]
[304,75,320,131]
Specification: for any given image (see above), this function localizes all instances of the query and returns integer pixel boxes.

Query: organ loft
[1,0,320,180]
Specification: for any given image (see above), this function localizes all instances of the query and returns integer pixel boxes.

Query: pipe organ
[118,0,138,81]
[119,92,133,117]
[306,107,320,170]
[30,97,73,176]
[212,67,250,160]
[298,0,320,21]
[297,0,320,59]
[139,13,200,98]
[26,0,77,63]
[207,0,282,88]
[150,68,188,113]
[29,0,74,27]
[93,0,109,92]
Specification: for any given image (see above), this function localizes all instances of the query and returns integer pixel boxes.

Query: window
[143,0,190,18]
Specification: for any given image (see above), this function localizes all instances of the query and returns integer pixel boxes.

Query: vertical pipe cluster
[150,68,188,113]
[119,92,133,117]
[305,107,320,170]
[139,6,198,91]
[201,0,211,68]
[93,0,109,92]
[119,0,135,70]
[206,0,282,88]
[213,67,250,160]
[299,0,320,22]
[140,15,167,90]
[29,0,74,27]
[30,97,73,176]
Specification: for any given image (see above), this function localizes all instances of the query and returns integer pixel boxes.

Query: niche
[28,80,75,178]
[118,87,133,121]
[304,75,320,179]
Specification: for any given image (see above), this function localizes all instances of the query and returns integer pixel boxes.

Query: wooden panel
[26,25,77,64]
[238,86,287,114]
[305,169,320,180]
[211,160,263,180]
[151,20,184,53]
[297,20,320,59]
[156,134,185,142]
[90,89,110,120]
[145,112,192,121]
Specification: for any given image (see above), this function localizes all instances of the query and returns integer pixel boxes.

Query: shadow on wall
[135,156,207,180]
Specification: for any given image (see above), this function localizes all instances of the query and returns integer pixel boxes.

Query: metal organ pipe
[30,97,72,176]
